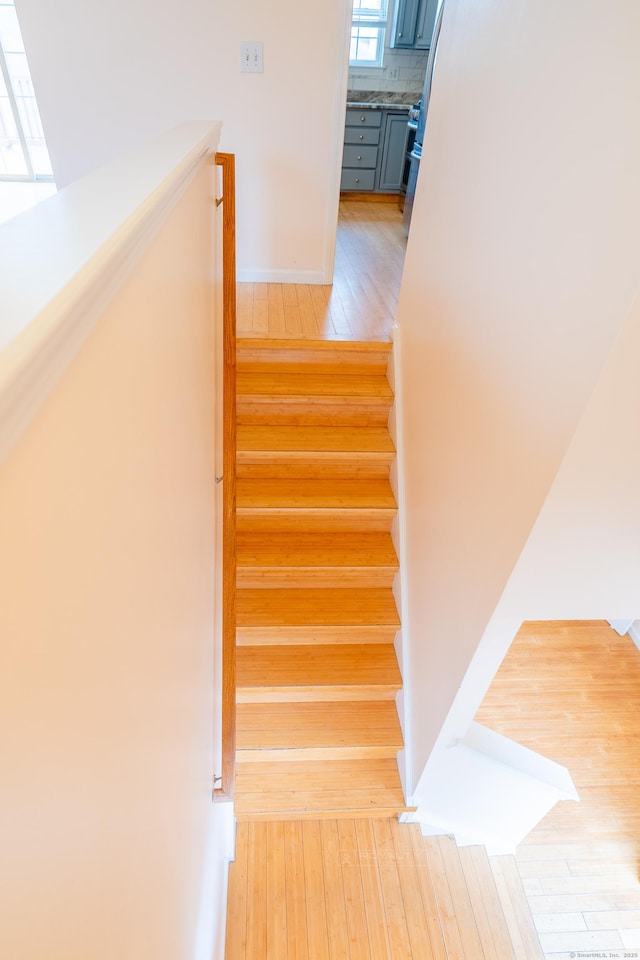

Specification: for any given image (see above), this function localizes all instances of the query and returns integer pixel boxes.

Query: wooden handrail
[215,152,236,800]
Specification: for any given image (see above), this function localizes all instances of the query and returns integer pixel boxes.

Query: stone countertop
[346,89,421,108]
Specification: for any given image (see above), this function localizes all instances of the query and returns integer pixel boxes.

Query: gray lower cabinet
[341,107,409,194]
[340,108,382,192]
[378,113,410,191]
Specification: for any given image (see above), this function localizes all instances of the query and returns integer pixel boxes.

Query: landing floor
[236,199,405,343]
[225,818,542,960]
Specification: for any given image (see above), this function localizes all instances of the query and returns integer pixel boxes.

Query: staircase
[234,338,409,820]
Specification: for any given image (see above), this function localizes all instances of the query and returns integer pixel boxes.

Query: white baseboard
[607,618,635,637]
[236,268,328,284]
[388,324,413,803]
[192,800,235,960]
[629,621,640,650]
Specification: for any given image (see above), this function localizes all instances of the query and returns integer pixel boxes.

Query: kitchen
[341,0,443,233]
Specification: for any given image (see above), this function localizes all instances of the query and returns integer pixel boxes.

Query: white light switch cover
[240,41,264,73]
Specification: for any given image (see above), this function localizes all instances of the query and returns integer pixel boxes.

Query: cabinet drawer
[344,126,381,146]
[340,169,376,191]
[342,144,378,168]
[345,108,383,128]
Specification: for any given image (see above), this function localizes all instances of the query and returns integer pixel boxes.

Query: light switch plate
[240,41,264,73]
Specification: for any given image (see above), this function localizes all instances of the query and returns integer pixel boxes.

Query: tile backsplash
[349,46,428,96]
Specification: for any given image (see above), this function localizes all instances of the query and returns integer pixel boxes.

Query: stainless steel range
[402,0,445,236]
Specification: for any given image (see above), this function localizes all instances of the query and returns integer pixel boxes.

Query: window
[0,1,53,180]
[350,0,388,68]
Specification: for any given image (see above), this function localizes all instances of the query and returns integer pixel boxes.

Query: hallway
[236,199,404,343]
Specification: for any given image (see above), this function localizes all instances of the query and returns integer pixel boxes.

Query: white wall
[14,0,352,282]
[496,283,640,619]
[0,159,229,959]
[395,0,640,794]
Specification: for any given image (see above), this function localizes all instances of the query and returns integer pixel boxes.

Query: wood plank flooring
[225,818,542,959]
[226,200,550,957]
[476,620,640,960]
[236,200,406,342]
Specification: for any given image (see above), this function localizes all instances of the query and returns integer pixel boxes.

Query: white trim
[321,0,353,284]
[388,323,414,804]
[411,722,579,855]
[236,268,327,284]
[628,621,640,650]
[192,800,235,960]
[607,618,635,637]
[0,121,221,468]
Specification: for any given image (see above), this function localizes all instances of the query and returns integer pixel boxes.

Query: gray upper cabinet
[414,0,439,48]
[391,0,420,47]
[391,0,438,49]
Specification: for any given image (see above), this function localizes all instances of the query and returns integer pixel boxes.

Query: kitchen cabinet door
[378,113,410,192]
[414,0,439,48]
[390,0,420,47]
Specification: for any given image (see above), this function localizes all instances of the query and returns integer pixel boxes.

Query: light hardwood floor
[225,818,541,960]
[230,205,640,957]
[236,200,406,342]
[476,620,640,960]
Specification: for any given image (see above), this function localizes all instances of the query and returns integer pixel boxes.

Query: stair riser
[236,626,399,645]
[237,685,400,703]
[237,398,391,427]
[237,456,393,480]
[234,807,413,823]
[237,567,398,589]
[237,358,390,376]
[237,745,401,762]
[236,510,395,533]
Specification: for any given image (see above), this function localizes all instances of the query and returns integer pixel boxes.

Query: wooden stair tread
[237,424,395,453]
[237,399,390,427]
[237,701,403,750]
[237,338,392,377]
[234,758,408,818]
[236,531,398,568]
[236,588,400,627]
[236,643,401,689]
[236,626,398,645]
[237,478,396,510]
[238,371,392,398]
